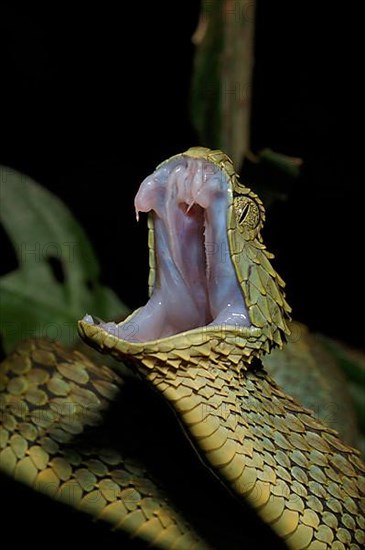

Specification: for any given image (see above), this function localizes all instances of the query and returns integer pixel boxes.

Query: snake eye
[233,195,262,233]
[238,203,250,224]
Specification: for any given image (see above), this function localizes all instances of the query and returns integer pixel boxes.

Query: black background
[0,1,363,548]
[0,2,363,346]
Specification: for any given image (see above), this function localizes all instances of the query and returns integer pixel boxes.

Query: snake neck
[132,354,365,550]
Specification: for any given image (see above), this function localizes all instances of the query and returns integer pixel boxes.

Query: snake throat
[86,156,249,343]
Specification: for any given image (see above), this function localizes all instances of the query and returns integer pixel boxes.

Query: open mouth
[84,156,250,342]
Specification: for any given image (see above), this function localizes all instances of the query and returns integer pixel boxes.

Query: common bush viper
[1,147,364,548]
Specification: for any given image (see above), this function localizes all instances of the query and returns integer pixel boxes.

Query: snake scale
[1,148,364,548]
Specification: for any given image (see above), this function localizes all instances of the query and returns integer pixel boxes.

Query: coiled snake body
[1,148,364,548]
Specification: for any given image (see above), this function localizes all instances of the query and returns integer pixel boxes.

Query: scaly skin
[264,321,360,449]
[79,320,365,549]
[79,147,365,549]
[0,339,209,549]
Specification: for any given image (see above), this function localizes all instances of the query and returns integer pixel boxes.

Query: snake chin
[85,156,250,343]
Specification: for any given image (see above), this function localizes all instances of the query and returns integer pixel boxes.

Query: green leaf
[0,166,128,352]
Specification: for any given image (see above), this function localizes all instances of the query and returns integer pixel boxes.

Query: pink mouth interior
[84,156,250,342]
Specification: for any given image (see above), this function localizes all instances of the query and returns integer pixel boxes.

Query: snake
[1,147,364,549]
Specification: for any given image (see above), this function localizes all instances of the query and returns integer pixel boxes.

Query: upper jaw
[83,155,250,344]
[79,148,290,360]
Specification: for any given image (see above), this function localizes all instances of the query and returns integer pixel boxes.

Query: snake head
[78,148,291,367]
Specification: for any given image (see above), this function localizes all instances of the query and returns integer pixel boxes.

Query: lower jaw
[79,315,260,361]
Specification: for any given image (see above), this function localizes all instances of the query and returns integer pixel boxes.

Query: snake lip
[83,314,103,325]
[78,317,260,357]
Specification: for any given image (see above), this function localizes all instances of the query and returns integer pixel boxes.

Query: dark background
[0,2,362,346]
[0,2,362,548]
